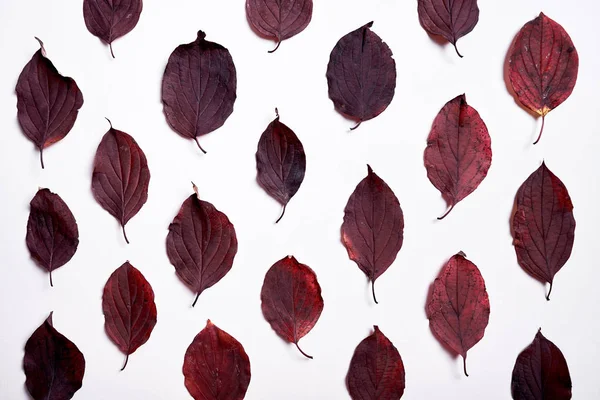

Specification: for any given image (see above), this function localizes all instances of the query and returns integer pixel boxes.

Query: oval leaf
[341,165,404,304]
[24,313,85,400]
[326,22,396,130]
[162,31,237,153]
[255,109,306,223]
[26,188,79,287]
[92,119,150,244]
[512,162,575,300]
[507,12,579,144]
[102,261,157,371]
[426,252,490,376]
[183,320,251,400]
[424,94,492,220]
[16,38,84,169]
[167,183,238,307]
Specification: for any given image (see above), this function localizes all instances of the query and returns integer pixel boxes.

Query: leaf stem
[49,270,53,287]
[350,121,362,131]
[546,281,553,301]
[295,342,313,359]
[275,204,287,224]
[534,115,545,145]
[192,292,201,307]
[122,225,130,244]
[109,42,115,59]
[463,356,469,377]
[437,204,455,220]
[371,280,378,304]
[194,137,207,154]
[39,148,45,169]
[453,42,464,58]
[121,354,129,371]
[268,40,281,53]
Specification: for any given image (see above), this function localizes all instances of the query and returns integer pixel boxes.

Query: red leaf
[426,252,490,376]
[162,31,237,153]
[102,261,157,371]
[167,183,238,307]
[346,326,405,400]
[83,0,143,58]
[511,330,572,400]
[341,165,404,304]
[326,22,396,130]
[423,94,492,220]
[26,188,79,287]
[92,119,150,244]
[417,0,479,57]
[507,13,579,144]
[246,0,313,53]
[24,313,85,400]
[16,38,84,169]
[255,109,306,223]
[260,255,323,359]
[512,162,575,300]
[183,320,251,400]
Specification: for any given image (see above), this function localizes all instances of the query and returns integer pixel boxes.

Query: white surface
[0,0,599,399]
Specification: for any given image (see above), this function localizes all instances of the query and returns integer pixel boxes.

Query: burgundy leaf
[260,255,323,359]
[347,326,405,400]
[167,183,238,307]
[183,320,251,400]
[341,165,404,304]
[512,162,575,300]
[26,188,79,287]
[102,261,157,371]
[255,108,306,223]
[92,119,150,244]
[326,22,396,130]
[246,0,313,53]
[426,252,490,376]
[423,94,492,220]
[16,38,84,169]
[507,13,579,144]
[162,31,237,153]
[511,330,572,400]
[83,0,143,58]
[417,0,479,57]
[24,313,85,400]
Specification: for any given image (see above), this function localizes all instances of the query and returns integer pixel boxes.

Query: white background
[0,0,598,399]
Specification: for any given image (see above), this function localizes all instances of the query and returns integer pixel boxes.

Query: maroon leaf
[246,0,313,53]
[162,31,237,153]
[83,0,143,58]
[24,313,85,400]
[417,0,479,57]
[16,38,84,169]
[426,252,490,376]
[326,22,396,130]
[511,330,572,400]
[92,119,150,244]
[183,320,251,400]
[255,108,306,223]
[341,165,404,304]
[423,94,492,220]
[507,13,579,144]
[347,326,405,400]
[26,188,79,287]
[260,255,323,359]
[167,183,238,307]
[102,261,157,371]
[512,162,575,300]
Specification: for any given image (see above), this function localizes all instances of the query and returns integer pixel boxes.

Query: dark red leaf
[26,188,79,287]
[255,109,306,223]
[512,162,575,300]
[423,94,492,220]
[102,261,157,371]
[16,38,84,169]
[326,22,396,130]
[341,165,404,304]
[24,313,85,400]
[260,255,323,359]
[511,330,572,400]
[507,13,579,144]
[92,119,150,244]
[167,183,238,307]
[246,0,313,53]
[162,31,237,153]
[417,0,479,57]
[183,320,251,400]
[426,252,490,376]
[83,0,143,58]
